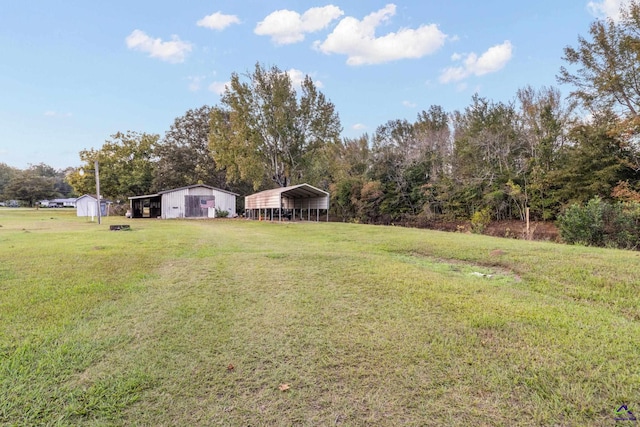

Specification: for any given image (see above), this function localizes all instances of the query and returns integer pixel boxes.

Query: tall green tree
[0,163,19,200]
[517,86,574,220]
[331,176,365,222]
[154,106,228,191]
[329,135,371,186]
[25,163,75,197]
[553,111,637,205]
[369,119,426,220]
[209,63,342,190]
[414,105,451,183]
[559,0,640,117]
[4,171,57,207]
[328,135,371,221]
[448,95,525,219]
[559,1,640,210]
[69,131,158,199]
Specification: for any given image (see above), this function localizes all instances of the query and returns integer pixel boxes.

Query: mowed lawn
[1,209,640,426]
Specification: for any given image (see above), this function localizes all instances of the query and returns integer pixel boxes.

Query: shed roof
[158,184,239,197]
[128,193,160,201]
[128,184,239,200]
[76,194,112,203]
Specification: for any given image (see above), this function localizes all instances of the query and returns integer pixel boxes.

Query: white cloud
[209,81,229,95]
[125,29,192,63]
[197,12,240,30]
[352,123,367,130]
[255,5,344,45]
[403,100,417,108]
[439,41,513,83]
[286,68,306,87]
[286,68,323,89]
[315,4,446,66]
[587,0,626,20]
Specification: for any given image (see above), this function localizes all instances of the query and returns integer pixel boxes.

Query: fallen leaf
[278,383,290,392]
[227,364,235,371]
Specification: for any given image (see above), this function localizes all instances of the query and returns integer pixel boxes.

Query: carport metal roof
[245,183,329,210]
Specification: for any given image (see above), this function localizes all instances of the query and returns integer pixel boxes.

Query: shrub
[111,203,128,217]
[557,197,640,249]
[471,208,491,234]
[215,208,229,218]
[557,197,605,246]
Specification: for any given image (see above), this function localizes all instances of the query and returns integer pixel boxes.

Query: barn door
[185,195,215,218]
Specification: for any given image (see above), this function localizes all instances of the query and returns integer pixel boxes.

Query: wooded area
[2,2,640,244]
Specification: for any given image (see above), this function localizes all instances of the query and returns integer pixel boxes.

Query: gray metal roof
[76,194,113,203]
[157,184,239,197]
[128,184,239,200]
[249,183,328,199]
[128,193,160,200]
[245,183,329,210]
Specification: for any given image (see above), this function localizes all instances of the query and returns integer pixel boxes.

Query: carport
[245,184,330,222]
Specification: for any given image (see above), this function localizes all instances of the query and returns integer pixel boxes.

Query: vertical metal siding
[76,197,93,217]
[162,189,189,219]
[293,197,328,210]
[161,187,237,219]
[245,192,282,209]
[214,191,236,216]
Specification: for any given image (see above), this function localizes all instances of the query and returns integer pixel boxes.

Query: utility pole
[95,160,101,225]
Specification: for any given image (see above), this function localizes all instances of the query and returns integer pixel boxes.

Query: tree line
[3,1,640,238]
[0,163,74,207]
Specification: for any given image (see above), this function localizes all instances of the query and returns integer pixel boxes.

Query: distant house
[76,195,111,217]
[40,198,77,208]
[128,184,238,219]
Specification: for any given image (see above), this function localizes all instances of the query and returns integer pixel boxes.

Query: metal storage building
[128,184,238,219]
[245,183,330,221]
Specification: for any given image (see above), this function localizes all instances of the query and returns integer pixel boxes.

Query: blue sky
[0,0,625,170]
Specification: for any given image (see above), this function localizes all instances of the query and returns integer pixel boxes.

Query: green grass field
[1,208,640,426]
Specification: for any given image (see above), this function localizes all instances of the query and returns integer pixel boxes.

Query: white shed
[128,184,238,219]
[76,195,111,217]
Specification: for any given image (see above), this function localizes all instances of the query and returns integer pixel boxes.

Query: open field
[1,208,640,426]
